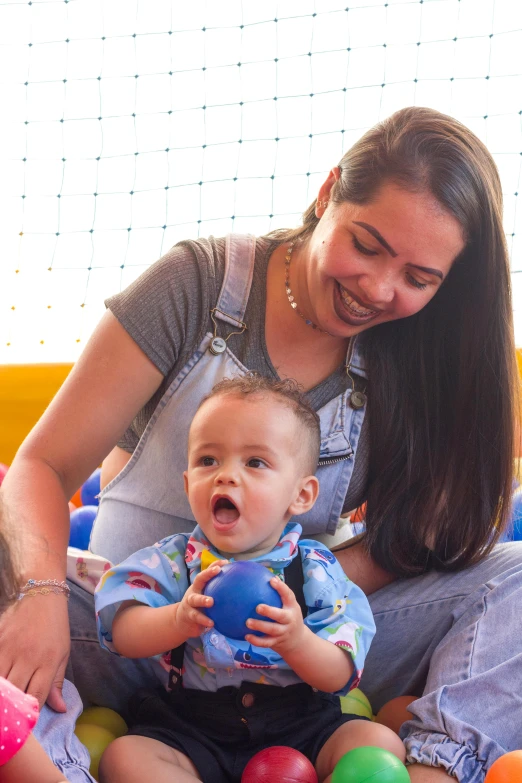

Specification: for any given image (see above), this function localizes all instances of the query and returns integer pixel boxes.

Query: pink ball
[242,746,318,783]
[0,463,9,487]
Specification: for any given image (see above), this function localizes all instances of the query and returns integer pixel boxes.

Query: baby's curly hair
[199,373,321,474]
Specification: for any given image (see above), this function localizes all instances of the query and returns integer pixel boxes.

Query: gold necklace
[284,241,331,335]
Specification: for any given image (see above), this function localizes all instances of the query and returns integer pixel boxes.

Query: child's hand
[174,561,228,639]
[244,577,308,657]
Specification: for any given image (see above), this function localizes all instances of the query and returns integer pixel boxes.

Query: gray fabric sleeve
[105,241,215,378]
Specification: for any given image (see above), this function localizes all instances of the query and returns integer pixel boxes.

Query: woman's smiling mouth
[335,282,380,324]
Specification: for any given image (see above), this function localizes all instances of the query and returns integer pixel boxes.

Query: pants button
[242,692,255,708]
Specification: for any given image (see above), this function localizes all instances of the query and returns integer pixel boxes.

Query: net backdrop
[0,0,521,362]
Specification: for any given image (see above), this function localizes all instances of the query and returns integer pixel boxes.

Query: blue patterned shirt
[95,522,375,695]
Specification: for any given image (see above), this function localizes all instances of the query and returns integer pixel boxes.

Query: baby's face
[184,393,314,558]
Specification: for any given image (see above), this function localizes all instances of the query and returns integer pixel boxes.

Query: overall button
[209,337,226,355]
[241,692,255,708]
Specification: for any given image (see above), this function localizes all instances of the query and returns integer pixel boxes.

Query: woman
[0,107,520,782]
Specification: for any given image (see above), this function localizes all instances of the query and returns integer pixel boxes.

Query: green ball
[339,688,373,720]
[331,746,409,783]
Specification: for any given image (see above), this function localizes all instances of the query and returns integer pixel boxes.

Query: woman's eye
[406,273,428,291]
[352,236,378,257]
[201,456,216,466]
[247,458,266,469]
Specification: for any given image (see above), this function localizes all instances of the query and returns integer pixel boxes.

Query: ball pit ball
[340,688,374,720]
[70,486,83,508]
[485,750,522,782]
[241,746,318,783]
[74,723,115,780]
[375,696,418,734]
[69,505,98,550]
[81,467,102,507]
[331,747,409,783]
[76,707,127,739]
[203,561,282,640]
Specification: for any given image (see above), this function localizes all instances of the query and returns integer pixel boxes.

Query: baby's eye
[200,456,217,467]
[247,458,267,469]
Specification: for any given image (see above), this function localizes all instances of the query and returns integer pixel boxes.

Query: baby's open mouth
[213,497,240,525]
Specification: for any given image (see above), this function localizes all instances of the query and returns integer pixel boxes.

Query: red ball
[242,746,318,783]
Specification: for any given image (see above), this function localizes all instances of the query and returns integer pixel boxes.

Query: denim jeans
[33,680,95,782]
[34,541,521,783]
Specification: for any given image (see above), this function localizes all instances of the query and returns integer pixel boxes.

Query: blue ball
[81,468,102,507]
[512,488,522,541]
[69,505,98,550]
[501,486,522,542]
[203,561,282,640]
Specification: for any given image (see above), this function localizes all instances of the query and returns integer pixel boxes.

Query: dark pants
[128,681,364,783]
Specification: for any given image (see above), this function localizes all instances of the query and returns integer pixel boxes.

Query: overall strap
[213,234,256,329]
[285,553,307,619]
[167,553,307,692]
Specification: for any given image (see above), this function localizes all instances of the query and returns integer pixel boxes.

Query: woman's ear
[288,475,320,517]
[315,166,341,217]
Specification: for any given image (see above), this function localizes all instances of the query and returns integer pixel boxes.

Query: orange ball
[375,695,418,734]
[70,487,83,508]
[485,751,522,782]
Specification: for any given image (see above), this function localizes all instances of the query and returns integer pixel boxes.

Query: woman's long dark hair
[277,107,518,576]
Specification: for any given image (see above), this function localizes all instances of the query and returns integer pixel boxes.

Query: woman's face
[302,175,466,337]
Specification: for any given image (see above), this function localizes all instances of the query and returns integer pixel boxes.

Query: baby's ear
[183,471,189,496]
[288,475,320,517]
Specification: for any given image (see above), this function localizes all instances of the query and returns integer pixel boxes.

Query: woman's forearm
[1,455,71,580]
[334,538,397,595]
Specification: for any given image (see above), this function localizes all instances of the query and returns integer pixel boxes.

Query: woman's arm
[333,536,397,595]
[0,733,68,783]
[0,311,164,709]
[100,445,132,490]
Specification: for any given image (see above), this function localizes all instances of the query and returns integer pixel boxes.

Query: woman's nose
[357,271,395,305]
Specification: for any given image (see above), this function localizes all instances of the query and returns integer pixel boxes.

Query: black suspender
[168,553,306,692]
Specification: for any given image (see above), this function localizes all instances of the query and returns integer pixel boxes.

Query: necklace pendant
[349,390,367,410]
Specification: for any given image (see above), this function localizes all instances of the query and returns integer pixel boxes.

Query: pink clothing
[0,676,39,766]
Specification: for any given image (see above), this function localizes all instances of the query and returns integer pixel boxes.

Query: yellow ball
[77,707,128,738]
[339,687,374,720]
[74,723,115,780]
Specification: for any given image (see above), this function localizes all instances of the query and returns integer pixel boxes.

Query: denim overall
[37,236,522,783]
[90,234,367,565]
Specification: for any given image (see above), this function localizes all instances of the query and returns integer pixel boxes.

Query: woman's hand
[244,577,307,656]
[0,596,70,712]
[174,561,228,639]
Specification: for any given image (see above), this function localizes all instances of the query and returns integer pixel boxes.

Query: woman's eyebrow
[353,221,398,257]
[407,263,443,280]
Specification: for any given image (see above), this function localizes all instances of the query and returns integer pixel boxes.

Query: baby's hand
[244,577,307,657]
[174,561,228,639]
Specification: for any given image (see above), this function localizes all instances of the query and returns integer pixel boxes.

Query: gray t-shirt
[105,235,369,512]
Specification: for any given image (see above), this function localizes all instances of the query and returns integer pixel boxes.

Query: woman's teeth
[339,286,377,317]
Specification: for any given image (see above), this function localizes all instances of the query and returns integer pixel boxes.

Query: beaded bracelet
[19,579,70,601]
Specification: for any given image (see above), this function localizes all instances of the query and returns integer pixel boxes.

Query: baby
[95,374,405,783]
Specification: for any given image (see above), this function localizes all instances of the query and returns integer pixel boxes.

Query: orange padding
[0,363,73,465]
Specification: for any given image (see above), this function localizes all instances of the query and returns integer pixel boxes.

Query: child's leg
[315,719,406,783]
[98,735,202,783]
